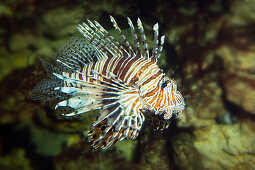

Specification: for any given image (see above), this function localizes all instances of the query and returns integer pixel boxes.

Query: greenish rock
[230,0,255,26]
[142,137,171,170]
[29,123,71,157]
[0,148,32,170]
[54,140,129,170]
[0,4,12,17]
[114,139,137,162]
[194,122,255,169]
[171,132,204,170]
[172,121,255,169]
[41,7,85,38]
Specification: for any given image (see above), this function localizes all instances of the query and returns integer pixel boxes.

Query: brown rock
[172,120,255,169]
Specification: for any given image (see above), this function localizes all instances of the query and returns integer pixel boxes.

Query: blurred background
[0,0,254,169]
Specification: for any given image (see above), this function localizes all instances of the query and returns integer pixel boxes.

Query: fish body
[33,16,185,149]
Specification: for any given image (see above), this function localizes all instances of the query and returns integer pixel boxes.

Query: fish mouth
[161,103,185,120]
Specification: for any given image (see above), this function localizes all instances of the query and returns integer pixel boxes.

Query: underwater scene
[0,0,254,169]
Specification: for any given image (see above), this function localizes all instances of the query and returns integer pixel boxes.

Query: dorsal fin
[127,17,141,56]
[137,18,149,59]
[157,35,165,59]
[56,37,103,72]
[93,20,129,57]
[57,16,166,72]
[152,23,159,62]
[108,16,165,62]
[110,15,135,55]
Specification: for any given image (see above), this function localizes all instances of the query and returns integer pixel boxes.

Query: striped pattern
[32,16,185,149]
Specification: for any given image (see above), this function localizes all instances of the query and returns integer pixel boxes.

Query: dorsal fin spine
[71,38,94,63]
[157,35,165,59]
[110,15,134,56]
[152,23,159,62]
[77,17,164,64]
[78,24,108,60]
[137,18,149,59]
[127,17,141,56]
[93,20,125,55]
[92,20,123,56]
[87,19,127,58]
[86,19,116,56]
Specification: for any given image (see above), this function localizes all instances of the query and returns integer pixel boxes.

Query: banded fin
[146,114,170,130]
[37,57,62,75]
[57,16,166,70]
[109,16,165,62]
[51,71,145,148]
[77,19,127,60]
[52,72,121,116]
[31,78,68,102]
[127,17,141,55]
[151,23,165,62]
[110,15,134,55]
[56,37,104,72]
[85,73,145,149]
[88,103,145,149]
[51,71,144,149]
[157,35,165,59]
[31,58,68,102]
[137,18,149,59]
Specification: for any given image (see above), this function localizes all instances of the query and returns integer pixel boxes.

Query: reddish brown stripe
[132,98,140,108]
[129,76,139,86]
[155,89,163,108]
[125,91,138,95]
[102,57,112,75]
[144,82,160,98]
[119,57,138,81]
[78,67,84,80]
[139,61,155,74]
[141,70,162,86]
[135,61,157,82]
[108,56,120,73]
[113,56,128,75]
[149,92,158,105]
[171,91,176,105]
[122,49,129,58]
[124,58,146,84]
[83,66,88,81]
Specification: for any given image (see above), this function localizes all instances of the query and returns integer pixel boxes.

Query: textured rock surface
[173,121,255,169]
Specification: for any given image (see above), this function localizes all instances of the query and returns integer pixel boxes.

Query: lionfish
[32,16,185,149]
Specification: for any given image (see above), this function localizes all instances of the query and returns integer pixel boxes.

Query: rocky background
[0,0,254,169]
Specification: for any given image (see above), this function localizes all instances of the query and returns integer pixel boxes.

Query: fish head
[157,77,185,119]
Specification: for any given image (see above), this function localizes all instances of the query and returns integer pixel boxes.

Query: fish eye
[161,82,167,88]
